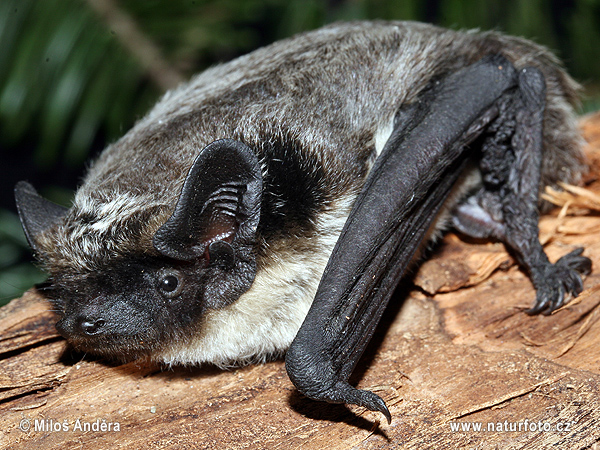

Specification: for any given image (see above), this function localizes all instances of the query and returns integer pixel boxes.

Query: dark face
[46,256,211,360]
[17,139,263,361]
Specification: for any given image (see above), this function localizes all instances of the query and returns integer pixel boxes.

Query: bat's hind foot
[453,63,592,317]
[526,248,591,315]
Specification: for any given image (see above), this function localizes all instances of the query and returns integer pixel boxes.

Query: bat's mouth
[55,316,159,361]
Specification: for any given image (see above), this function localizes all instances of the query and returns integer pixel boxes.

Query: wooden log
[2,113,600,449]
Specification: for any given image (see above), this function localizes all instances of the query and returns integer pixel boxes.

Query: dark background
[1,0,599,305]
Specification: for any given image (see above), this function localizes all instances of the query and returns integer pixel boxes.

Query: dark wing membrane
[286,55,519,422]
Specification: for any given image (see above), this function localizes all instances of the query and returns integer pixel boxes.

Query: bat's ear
[153,139,262,263]
[14,181,68,255]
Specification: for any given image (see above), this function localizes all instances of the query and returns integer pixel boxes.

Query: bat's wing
[286,55,522,422]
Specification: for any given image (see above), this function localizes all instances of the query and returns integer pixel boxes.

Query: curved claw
[324,381,392,424]
[525,302,546,315]
[526,248,591,315]
[285,351,392,424]
[542,283,565,316]
[557,247,592,275]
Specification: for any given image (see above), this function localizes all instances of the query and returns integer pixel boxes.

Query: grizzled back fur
[37,21,583,275]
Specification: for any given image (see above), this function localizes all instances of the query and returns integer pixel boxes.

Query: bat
[14,21,591,423]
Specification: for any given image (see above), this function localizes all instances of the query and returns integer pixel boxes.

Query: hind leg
[453,66,591,314]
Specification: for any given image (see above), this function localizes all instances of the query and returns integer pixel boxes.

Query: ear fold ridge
[153,139,263,262]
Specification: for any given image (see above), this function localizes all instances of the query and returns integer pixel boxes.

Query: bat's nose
[77,317,106,335]
[55,314,107,339]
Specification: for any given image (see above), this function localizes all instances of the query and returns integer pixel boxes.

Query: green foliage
[0,0,599,306]
[0,210,46,304]
[0,0,153,168]
[568,0,600,83]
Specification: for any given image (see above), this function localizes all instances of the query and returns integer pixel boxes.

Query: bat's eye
[157,269,184,298]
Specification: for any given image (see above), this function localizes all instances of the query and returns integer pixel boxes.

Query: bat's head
[14,140,263,361]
